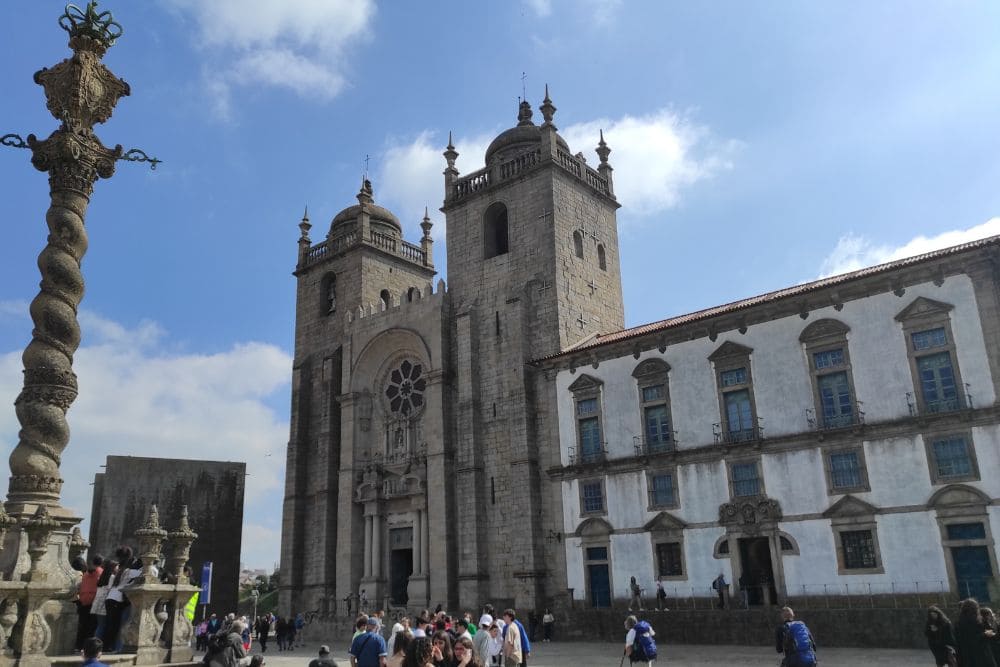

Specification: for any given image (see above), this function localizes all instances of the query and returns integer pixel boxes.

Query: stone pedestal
[119,584,171,665]
[7,583,67,667]
[165,585,200,663]
[407,574,429,610]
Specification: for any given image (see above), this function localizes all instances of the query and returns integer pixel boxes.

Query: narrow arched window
[574,230,584,259]
[484,202,509,258]
[320,273,337,316]
[598,244,607,271]
[380,289,391,309]
[407,287,416,303]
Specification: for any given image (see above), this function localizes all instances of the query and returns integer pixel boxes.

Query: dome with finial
[329,178,402,238]
[484,95,569,165]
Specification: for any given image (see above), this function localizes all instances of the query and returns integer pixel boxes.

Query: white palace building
[537,237,1000,608]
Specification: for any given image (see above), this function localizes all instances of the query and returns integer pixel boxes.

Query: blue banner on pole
[200,562,213,606]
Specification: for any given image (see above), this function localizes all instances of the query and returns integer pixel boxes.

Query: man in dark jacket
[204,620,247,667]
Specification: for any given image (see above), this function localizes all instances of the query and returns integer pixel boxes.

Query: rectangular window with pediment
[633,359,673,454]
[800,319,860,430]
[896,298,966,415]
[841,530,877,570]
[829,507,884,575]
[709,342,759,445]
[655,542,683,577]
[569,374,606,464]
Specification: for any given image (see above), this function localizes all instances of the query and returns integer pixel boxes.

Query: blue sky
[2,1,999,570]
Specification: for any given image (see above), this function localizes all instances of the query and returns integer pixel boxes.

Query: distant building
[89,455,246,615]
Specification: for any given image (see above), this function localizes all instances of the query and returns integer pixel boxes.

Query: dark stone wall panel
[88,455,246,616]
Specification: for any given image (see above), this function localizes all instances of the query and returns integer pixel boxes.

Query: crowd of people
[72,546,169,655]
[346,604,533,667]
[926,598,1000,667]
[73,569,1000,667]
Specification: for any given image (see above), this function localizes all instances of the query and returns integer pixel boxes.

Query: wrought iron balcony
[633,434,676,457]
[568,444,608,466]
[805,402,865,431]
[713,417,764,445]
[907,385,972,417]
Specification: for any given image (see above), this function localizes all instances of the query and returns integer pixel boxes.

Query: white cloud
[377,131,492,242]
[0,310,292,569]
[524,0,553,17]
[819,218,1000,277]
[563,110,739,216]
[524,0,620,23]
[167,0,375,113]
[230,48,346,98]
[583,0,623,25]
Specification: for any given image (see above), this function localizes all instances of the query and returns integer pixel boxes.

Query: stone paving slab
[238,640,929,666]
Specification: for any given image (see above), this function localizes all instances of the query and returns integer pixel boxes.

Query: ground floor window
[655,542,683,577]
[840,529,877,570]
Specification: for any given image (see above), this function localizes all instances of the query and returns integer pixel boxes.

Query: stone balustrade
[448,146,611,203]
[302,229,427,269]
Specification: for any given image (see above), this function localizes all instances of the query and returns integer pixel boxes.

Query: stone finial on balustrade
[596,129,615,196]
[297,206,312,264]
[540,84,557,129]
[68,525,90,563]
[166,505,198,583]
[298,207,311,242]
[23,505,59,581]
[134,503,168,584]
[443,132,459,181]
[420,207,434,268]
[0,503,16,555]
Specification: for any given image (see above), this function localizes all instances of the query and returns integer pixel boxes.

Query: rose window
[385,360,426,415]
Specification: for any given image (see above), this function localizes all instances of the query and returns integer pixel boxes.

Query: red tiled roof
[536,234,1000,362]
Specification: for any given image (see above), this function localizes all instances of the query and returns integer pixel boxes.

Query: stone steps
[51,655,138,666]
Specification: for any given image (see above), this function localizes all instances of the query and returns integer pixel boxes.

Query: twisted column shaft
[8,182,90,503]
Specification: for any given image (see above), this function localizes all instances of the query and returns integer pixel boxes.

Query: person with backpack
[203,619,248,667]
[624,615,657,666]
[775,607,816,667]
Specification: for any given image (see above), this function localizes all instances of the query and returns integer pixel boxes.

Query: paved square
[241,639,929,666]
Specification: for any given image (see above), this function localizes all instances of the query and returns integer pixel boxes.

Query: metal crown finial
[59,2,123,48]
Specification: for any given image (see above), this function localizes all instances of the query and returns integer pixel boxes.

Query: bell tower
[441,88,624,610]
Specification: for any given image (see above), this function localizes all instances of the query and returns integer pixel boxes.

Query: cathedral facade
[280,92,1000,616]
[281,92,622,614]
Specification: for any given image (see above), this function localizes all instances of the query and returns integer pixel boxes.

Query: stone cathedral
[281,91,623,614]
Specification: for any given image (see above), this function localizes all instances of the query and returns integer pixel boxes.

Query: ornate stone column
[4,3,131,520]
[164,506,199,663]
[120,504,170,663]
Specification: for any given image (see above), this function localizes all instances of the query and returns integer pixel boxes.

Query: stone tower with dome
[280,90,625,617]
